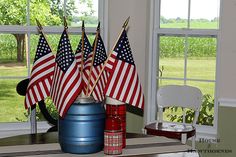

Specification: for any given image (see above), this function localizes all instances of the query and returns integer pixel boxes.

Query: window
[147,0,220,136]
[0,0,106,135]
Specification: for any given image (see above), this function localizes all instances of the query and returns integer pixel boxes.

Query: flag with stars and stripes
[25,33,55,109]
[75,31,93,95]
[50,30,82,117]
[87,33,109,101]
[104,30,144,109]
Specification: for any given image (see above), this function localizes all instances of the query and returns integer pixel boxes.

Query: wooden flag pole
[63,16,70,38]
[85,22,100,96]
[87,16,130,97]
[35,19,53,53]
[63,16,68,30]
[80,21,85,73]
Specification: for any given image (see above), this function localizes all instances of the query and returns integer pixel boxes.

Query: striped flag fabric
[104,30,144,109]
[25,33,55,109]
[75,31,93,94]
[50,29,82,117]
[87,33,109,101]
[75,33,93,72]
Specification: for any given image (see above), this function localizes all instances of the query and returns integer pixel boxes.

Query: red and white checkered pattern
[104,131,122,155]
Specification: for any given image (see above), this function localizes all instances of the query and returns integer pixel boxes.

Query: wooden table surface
[0,132,200,157]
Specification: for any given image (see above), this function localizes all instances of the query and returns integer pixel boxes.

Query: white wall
[218,0,236,100]
[107,0,149,89]
[107,0,150,132]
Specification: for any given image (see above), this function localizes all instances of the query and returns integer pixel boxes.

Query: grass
[0,79,27,122]
[0,63,28,77]
[159,58,216,96]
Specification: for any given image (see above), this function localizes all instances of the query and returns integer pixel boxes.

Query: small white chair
[145,85,202,149]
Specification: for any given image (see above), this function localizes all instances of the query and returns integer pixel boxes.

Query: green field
[159,58,216,96]
[160,21,218,29]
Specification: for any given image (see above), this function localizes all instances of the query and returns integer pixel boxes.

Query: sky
[73,0,98,17]
[72,0,219,20]
[161,0,220,20]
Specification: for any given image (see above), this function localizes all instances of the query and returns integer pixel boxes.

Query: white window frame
[0,0,107,136]
[146,0,222,139]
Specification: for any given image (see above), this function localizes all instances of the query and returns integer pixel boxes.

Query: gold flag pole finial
[63,16,68,29]
[36,19,43,32]
[122,16,130,29]
[82,20,85,31]
[97,21,100,32]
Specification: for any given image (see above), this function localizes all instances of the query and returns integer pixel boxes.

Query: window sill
[0,121,51,139]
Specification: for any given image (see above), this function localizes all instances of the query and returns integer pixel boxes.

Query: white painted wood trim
[0,25,97,34]
[99,0,108,51]
[0,121,51,138]
[218,98,236,107]
[144,0,157,125]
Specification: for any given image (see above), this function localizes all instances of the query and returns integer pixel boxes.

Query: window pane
[190,0,219,29]
[159,36,185,78]
[187,37,216,80]
[0,79,27,122]
[69,0,98,27]
[160,0,188,28]
[187,81,215,97]
[30,0,62,26]
[0,0,27,25]
[0,34,28,77]
[187,81,215,126]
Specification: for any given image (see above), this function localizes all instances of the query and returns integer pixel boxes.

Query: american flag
[75,31,93,94]
[104,30,144,109]
[50,30,82,117]
[87,33,109,101]
[25,33,55,109]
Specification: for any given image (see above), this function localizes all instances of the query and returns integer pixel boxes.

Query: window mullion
[188,0,191,28]
[184,35,188,85]
[27,0,30,26]
[26,0,37,134]
[156,29,218,37]
[64,0,67,17]
[0,26,97,34]
[26,0,31,78]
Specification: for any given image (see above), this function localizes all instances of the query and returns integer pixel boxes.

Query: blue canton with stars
[114,30,135,65]
[93,34,107,67]
[56,30,74,72]
[75,33,92,61]
[34,33,51,63]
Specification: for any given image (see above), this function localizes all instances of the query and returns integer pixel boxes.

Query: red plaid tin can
[106,97,126,148]
[104,116,122,155]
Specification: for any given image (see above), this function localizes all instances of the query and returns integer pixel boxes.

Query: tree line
[160,16,219,24]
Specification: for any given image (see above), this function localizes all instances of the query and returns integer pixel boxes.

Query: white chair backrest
[157,85,202,111]
[157,85,202,125]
